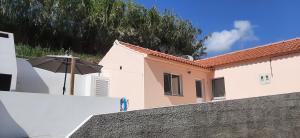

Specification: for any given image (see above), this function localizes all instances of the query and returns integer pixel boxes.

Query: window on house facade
[164,73,172,95]
[164,73,182,96]
[212,78,225,98]
[195,80,202,98]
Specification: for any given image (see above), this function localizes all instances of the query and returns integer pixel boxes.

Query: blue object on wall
[120,97,128,111]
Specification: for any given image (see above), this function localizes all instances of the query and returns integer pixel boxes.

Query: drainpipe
[70,56,76,95]
[269,58,273,77]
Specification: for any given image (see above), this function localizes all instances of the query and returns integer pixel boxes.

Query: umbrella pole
[70,57,76,95]
[63,58,69,95]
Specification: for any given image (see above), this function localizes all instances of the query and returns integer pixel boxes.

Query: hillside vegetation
[1,0,206,59]
[16,44,101,63]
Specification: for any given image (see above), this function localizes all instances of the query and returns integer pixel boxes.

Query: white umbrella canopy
[28,55,102,95]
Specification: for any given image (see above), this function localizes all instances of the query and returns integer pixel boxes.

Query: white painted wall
[0,91,119,138]
[99,40,145,110]
[34,67,88,95]
[0,31,17,91]
[16,58,101,96]
[16,58,49,94]
[214,52,300,100]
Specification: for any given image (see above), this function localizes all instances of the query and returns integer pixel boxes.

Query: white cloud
[204,20,257,52]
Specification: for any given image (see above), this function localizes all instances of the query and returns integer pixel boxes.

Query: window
[0,73,12,91]
[0,32,9,38]
[164,73,182,96]
[195,80,202,98]
[164,73,172,95]
[171,75,181,95]
[212,78,225,98]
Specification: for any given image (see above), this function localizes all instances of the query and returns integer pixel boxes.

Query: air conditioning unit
[91,76,109,97]
[181,55,194,61]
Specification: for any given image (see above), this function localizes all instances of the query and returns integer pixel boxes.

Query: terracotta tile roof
[118,38,300,69]
[118,41,211,69]
[196,38,300,67]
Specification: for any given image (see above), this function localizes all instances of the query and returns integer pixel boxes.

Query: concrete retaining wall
[72,92,300,138]
[0,91,119,138]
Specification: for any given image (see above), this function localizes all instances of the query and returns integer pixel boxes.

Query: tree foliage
[0,0,206,58]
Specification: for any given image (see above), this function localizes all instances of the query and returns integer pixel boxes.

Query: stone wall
[71,92,300,138]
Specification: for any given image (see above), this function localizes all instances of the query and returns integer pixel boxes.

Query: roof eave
[146,55,213,72]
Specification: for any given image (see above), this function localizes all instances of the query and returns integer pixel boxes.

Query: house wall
[214,52,300,100]
[99,41,145,110]
[0,31,17,91]
[144,57,213,109]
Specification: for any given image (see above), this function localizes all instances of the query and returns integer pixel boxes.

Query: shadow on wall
[0,100,28,137]
[16,58,49,94]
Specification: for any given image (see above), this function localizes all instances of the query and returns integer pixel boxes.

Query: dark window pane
[0,74,12,91]
[164,73,171,95]
[0,33,9,38]
[171,75,181,95]
[212,78,225,97]
[195,80,202,98]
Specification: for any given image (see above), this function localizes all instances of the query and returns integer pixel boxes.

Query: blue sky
[135,0,300,57]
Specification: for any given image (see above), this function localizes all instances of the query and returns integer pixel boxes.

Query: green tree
[0,0,207,59]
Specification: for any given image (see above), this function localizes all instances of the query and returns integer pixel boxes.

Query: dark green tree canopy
[0,0,206,59]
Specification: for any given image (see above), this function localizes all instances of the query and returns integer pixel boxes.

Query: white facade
[16,58,107,96]
[0,31,17,91]
[0,31,119,137]
[0,31,106,96]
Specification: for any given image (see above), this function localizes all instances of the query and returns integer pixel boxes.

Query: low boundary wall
[72,92,300,138]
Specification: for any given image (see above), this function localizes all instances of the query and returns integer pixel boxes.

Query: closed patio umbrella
[28,55,102,95]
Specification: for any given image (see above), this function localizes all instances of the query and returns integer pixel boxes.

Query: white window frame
[164,72,183,96]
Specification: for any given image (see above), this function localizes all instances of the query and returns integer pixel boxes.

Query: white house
[0,31,119,137]
[0,31,17,91]
[0,31,108,96]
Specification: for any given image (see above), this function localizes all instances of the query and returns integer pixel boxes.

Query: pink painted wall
[213,52,300,100]
[144,56,213,109]
[100,40,213,110]
[100,40,300,110]
[99,41,146,110]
